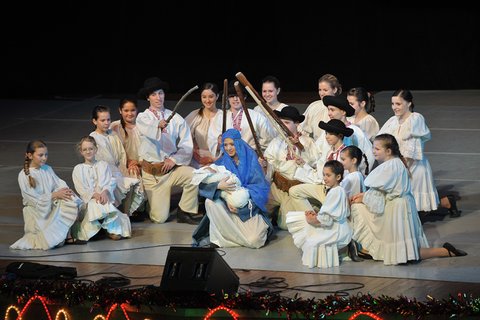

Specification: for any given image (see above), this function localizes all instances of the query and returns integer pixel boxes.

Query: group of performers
[11,73,467,268]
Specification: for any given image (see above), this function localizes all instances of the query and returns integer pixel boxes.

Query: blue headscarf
[215,129,270,212]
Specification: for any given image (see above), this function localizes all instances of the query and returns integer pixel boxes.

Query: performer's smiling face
[228,95,242,111]
[223,138,237,158]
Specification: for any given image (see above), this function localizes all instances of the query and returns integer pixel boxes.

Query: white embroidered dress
[347,114,380,142]
[286,186,352,268]
[377,112,439,211]
[340,171,366,199]
[350,158,429,265]
[72,160,131,241]
[11,165,82,250]
[185,108,219,168]
[110,120,142,164]
[90,131,144,214]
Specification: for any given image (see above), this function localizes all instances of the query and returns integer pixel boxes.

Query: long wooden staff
[221,79,228,134]
[166,85,199,123]
[235,72,303,151]
[234,81,264,159]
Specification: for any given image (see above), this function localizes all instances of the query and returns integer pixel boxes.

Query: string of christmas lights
[1,278,479,319]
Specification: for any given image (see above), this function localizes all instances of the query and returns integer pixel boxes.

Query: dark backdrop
[2,2,479,98]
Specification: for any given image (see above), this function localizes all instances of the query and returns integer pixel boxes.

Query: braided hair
[24,140,47,188]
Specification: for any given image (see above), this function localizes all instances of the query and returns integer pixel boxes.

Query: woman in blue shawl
[192,129,274,248]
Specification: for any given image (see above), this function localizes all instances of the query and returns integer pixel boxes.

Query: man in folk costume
[208,82,276,155]
[264,106,321,230]
[136,77,201,225]
[319,95,374,176]
[289,119,354,213]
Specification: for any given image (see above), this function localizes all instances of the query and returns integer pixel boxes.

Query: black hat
[137,77,170,99]
[322,95,355,117]
[318,119,354,137]
[274,106,305,123]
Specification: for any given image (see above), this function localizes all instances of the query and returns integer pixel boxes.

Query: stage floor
[0,90,479,294]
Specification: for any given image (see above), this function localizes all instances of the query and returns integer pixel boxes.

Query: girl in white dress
[71,136,131,241]
[346,87,379,142]
[377,89,459,217]
[339,145,367,200]
[185,83,220,168]
[286,160,353,268]
[350,134,466,265]
[11,140,84,250]
[110,97,143,180]
[110,97,147,221]
[90,105,144,215]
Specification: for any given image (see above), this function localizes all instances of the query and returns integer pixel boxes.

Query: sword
[165,85,199,123]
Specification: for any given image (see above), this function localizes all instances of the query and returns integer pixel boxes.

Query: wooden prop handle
[235,72,303,151]
[234,81,263,158]
[221,79,228,133]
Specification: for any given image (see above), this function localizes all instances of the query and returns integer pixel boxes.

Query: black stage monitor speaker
[160,246,239,296]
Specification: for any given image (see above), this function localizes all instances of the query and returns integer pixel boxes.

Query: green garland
[1,278,479,318]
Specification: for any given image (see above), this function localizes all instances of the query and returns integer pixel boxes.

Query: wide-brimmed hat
[137,77,170,99]
[274,106,305,123]
[318,119,354,137]
[322,95,355,117]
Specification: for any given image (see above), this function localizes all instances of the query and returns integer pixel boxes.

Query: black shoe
[443,242,467,257]
[347,240,364,262]
[357,250,373,260]
[129,210,146,223]
[418,211,428,224]
[177,209,202,225]
[65,238,87,245]
[203,242,220,249]
[446,195,461,218]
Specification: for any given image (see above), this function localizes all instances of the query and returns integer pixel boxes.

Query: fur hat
[137,77,169,99]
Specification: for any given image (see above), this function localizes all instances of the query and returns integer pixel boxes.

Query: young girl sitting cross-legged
[71,136,132,241]
[11,140,84,250]
[286,160,356,268]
